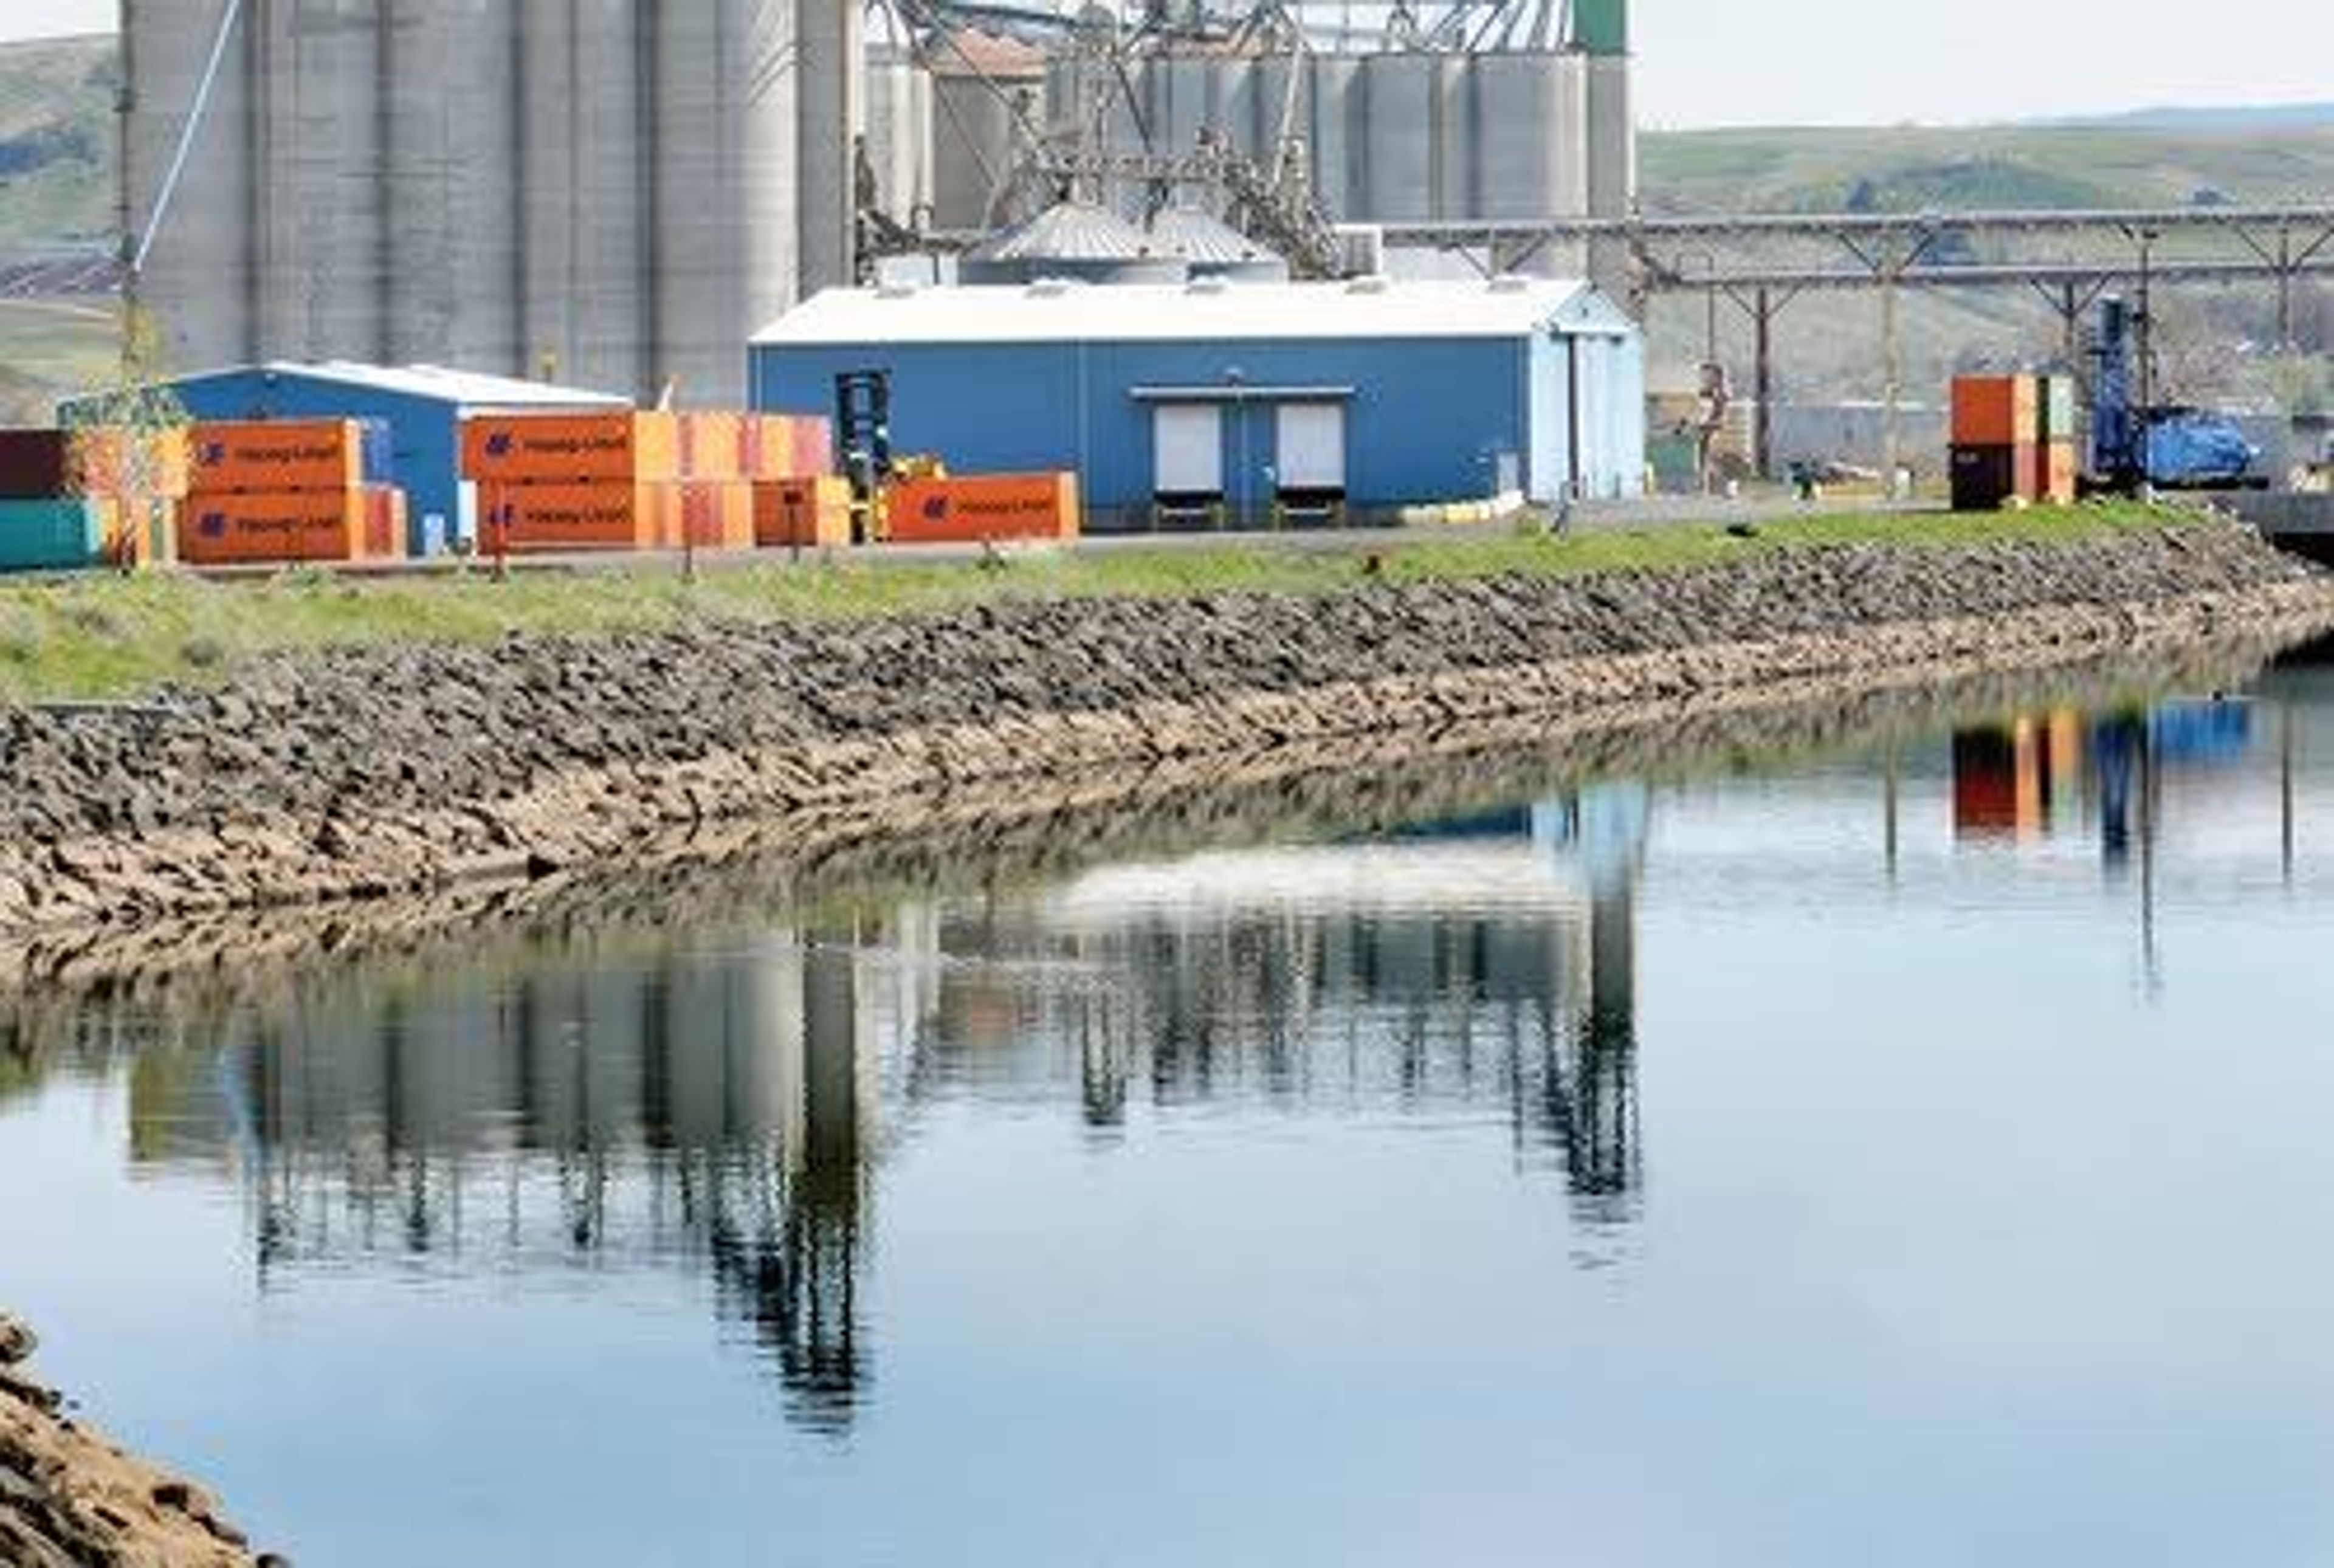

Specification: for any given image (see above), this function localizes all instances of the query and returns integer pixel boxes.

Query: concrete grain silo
[123,0,856,407]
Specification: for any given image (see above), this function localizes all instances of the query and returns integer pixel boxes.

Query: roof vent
[1487,273,1533,294]
[1186,275,1230,295]
[1344,273,1392,295]
[876,279,921,300]
[1026,277,1076,298]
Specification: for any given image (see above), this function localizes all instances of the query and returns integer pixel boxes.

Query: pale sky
[4,0,2331,129]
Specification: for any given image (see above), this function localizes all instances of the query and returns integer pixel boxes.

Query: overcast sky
[4,0,2331,128]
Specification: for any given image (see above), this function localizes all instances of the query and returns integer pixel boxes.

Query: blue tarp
[2146,413,2257,486]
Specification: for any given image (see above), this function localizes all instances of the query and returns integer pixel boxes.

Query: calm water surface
[9,650,2334,1564]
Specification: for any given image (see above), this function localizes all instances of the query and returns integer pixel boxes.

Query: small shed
[749,275,1643,530]
[60,361,627,555]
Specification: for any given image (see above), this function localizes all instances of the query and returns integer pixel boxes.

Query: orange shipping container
[670,481,756,550]
[753,476,854,549]
[792,416,834,480]
[189,419,367,495]
[677,413,745,481]
[2042,441,2079,504]
[886,473,1081,546]
[743,414,834,481]
[362,486,409,560]
[177,489,372,566]
[1952,376,2041,447]
[477,481,669,553]
[461,411,679,484]
[743,415,790,481]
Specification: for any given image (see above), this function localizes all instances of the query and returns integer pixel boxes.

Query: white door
[1154,404,1224,495]
[1275,402,1346,491]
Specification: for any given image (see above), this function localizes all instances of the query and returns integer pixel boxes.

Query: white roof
[753,277,1614,348]
[216,360,629,409]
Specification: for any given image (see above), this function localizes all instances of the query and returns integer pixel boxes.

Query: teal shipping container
[0,498,104,572]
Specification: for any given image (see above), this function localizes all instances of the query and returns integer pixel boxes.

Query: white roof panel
[245,360,630,409]
[752,277,1604,348]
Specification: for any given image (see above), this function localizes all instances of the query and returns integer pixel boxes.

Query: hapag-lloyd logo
[197,511,227,539]
[197,439,340,469]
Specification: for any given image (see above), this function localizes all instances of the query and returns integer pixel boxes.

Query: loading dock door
[1275,402,1346,492]
[1154,404,1224,497]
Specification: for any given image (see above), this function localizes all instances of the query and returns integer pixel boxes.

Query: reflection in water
[15,662,2334,1441]
[141,932,877,1432]
[100,786,1648,1431]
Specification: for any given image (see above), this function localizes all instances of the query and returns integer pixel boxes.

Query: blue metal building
[749,277,1645,530]
[60,362,626,555]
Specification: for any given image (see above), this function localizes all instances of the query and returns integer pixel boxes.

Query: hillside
[1640,122,2334,213]
[0,34,118,424]
[1637,123,2334,419]
[0,33,115,248]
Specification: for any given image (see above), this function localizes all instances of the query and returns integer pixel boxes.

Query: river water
[9,642,2334,1566]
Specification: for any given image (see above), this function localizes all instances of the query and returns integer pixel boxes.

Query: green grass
[0,503,2181,702]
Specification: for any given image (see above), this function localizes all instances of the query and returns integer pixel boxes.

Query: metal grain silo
[1150,53,1219,160]
[1360,53,1435,223]
[959,199,1182,285]
[1472,50,1589,274]
[931,73,1010,230]
[1433,54,1472,219]
[864,49,936,229]
[1472,53,1565,222]
[1305,53,1363,221]
[743,0,801,346]
[124,0,257,369]
[1217,57,1261,162]
[1586,52,1636,298]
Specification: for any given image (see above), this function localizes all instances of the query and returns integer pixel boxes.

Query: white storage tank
[865,51,937,229]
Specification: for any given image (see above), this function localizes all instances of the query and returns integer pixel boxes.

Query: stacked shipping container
[0,426,194,571]
[0,429,107,571]
[462,410,837,555]
[177,419,408,566]
[747,416,846,547]
[462,412,683,552]
[1950,375,2079,511]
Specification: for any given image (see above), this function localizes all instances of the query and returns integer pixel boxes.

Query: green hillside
[0,33,115,247]
[0,34,119,424]
[1637,123,2334,416]
[1641,123,2334,214]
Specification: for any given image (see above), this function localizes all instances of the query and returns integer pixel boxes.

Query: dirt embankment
[0,1316,259,1568]
[2,524,2330,942]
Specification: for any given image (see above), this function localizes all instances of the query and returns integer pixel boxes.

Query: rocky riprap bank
[0,1316,260,1567]
[4,523,2330,940]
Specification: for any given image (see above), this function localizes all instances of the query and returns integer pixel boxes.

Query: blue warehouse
[749,277,1644,530]
[62,362,626,557]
